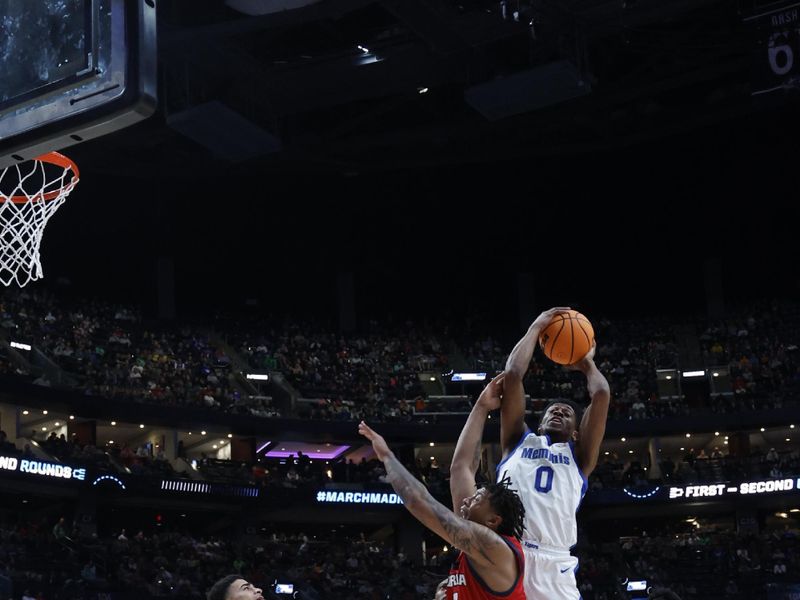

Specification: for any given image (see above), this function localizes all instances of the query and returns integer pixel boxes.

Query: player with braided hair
[479,476,525,541]
[359,376,526,600]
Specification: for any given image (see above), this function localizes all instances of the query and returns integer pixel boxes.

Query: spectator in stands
[51,517,68,541]
[32,374,50,387]
[206,574,262,600]
[660,456,675,480]
[0,430,14,454]
[81,558,96,582]
[631,399,646,419]
[766,447,780,464]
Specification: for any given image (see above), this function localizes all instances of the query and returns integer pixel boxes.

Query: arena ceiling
[69,0,768,177]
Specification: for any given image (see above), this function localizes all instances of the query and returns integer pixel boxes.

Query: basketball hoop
[0,152,79,287]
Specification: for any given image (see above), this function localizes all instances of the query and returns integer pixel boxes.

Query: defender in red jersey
[445,533,525,600]
[359,375,525,600]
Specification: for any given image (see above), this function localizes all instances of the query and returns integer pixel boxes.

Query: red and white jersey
[445,535,526,600]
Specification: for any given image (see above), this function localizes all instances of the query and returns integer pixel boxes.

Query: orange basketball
[538,310,595,365]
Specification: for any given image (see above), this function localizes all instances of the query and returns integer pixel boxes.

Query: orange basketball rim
[0,152,80,287]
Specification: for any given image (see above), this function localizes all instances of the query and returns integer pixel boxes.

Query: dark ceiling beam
[161,0,379,50]
[557,0,728,36]
[323,94,755,171]
[453,14,532,47]
[379,1,529,53]
[304,51,750,167]
[378,0,470,55]
[316,95,416,143]
[254,42,475,115]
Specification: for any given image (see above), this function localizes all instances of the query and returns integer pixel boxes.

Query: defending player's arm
[359,421,513,570]
[501,307,571,456]
[450,374,504,513]
[434,579,447,600]
[570,343,611,478]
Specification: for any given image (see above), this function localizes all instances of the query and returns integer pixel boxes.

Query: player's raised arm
[450,373,504,513]
[501,307,571,456]
[569,343,611,478]
[358,421,514,571]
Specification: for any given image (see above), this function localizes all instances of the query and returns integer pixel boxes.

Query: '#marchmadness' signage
[0,455,87,481]
[315,490,404,505]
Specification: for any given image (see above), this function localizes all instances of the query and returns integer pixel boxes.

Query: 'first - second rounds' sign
[668,478,798,499]
[0,455,86,481]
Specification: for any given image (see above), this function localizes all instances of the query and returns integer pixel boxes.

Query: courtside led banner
[0,455,86,481]
[590,476,800,505]
[668,478,798,499]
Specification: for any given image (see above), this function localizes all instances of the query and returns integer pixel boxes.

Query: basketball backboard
[0,0,157,169]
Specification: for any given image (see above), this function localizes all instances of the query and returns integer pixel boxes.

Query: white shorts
[521,541,581,600]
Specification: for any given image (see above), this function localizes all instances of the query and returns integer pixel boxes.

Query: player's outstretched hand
[476,372,505,411]
[358,421,392,461]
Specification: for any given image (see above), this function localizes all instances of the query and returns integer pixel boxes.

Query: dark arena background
[0,0,799,599]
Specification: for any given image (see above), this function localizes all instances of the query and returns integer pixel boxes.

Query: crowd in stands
[4,425,444,494]
[0,516,439,600]
[7,417,798,508]
[157,437,800,499]
[1,494,798,600]
[167,449,452,502]
[26,430,184,481]
[231,317,442,401]
[39,431,115,473]
[575,522,800,599]
[32,429,794,503]
[0,289,240,413]
[698,300,800,413]
[589,445,800,493]
[0,287,797,424]
[192,443,800,498]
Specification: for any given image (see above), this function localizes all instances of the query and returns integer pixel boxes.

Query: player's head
[207,575,263,600]
[538,399,583,442]
[459,477,525,540]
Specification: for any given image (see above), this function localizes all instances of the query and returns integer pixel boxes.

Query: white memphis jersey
[496,432,587,551]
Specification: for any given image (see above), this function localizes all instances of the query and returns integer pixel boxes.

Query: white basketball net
[0,154,79,287]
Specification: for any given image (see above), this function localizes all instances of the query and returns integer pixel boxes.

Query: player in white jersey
[497,307,611,600]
